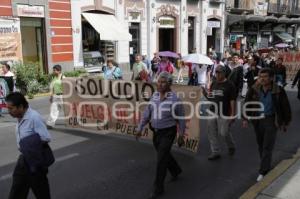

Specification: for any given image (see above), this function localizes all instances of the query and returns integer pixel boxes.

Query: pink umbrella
[275,43,289,48]
[158,51,180,58]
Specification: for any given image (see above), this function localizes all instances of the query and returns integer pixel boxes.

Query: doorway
[20,17,47,73]
[159,28,175,51]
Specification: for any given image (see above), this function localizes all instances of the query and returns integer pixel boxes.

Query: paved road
[0,88,299,199]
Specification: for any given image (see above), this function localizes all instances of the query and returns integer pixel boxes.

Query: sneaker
[228,147,236,156]
[207,153,221,160]
[256,174,264,182]
[180,79,184,83]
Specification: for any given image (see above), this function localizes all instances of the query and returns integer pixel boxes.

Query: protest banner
[0,18,22,61]
[62,78,202,152]
[279,52,300,81]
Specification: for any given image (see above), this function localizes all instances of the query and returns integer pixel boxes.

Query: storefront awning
[275,32,294,42]
[245,15,265,22]
[278,16,290,23]
[265,15,278,23]
[291,18,300,24]
[82,13,132,41]
[227,14,245,26]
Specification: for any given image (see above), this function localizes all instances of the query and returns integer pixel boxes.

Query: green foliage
[12,62,50,97]
[12,63,87,98]
[63,69,87,77]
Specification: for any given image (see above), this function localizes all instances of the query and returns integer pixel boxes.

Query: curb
[240,148,300,199]
[25,92,51,99]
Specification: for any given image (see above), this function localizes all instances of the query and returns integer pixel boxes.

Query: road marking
[0,173,12,181]
[55,153,79,162]
[0,153,79,182]
[0,123,15,128]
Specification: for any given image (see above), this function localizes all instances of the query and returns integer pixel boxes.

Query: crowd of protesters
[1,48,299,199]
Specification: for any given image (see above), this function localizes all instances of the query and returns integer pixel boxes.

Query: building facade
[226,0,300,53]
[0,0,73,73]
[1,0,226,73]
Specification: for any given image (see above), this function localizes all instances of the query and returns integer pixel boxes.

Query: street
[0,89,299,199]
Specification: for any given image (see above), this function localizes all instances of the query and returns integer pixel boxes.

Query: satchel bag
[19,133,55,172]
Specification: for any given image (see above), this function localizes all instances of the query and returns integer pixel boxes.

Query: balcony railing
[210,0,225,3]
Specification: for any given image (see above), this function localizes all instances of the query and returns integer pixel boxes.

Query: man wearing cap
[203,65,237,160]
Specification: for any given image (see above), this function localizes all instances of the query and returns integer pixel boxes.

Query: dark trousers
[152,126,182,193]
[9,155,51,199]
[252,116,277,175]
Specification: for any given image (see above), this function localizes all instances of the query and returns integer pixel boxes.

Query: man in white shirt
[192,64,210,88]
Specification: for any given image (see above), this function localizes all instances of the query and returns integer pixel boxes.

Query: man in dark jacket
[242,68,291,182]
[292,69,300,100]
[228,53,244,97]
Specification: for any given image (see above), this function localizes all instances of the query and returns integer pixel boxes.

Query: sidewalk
[240,148,300,199]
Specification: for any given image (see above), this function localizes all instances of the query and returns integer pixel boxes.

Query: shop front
[80,12,131,72]
[207,19,221,54]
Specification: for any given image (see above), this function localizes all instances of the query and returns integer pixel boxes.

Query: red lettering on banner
[295,53,300,62]
[285,53,293,62]
[85,104,92,119]
[71,102,78,115]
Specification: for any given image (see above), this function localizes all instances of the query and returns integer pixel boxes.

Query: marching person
[136,71,185,199]
[6,92,52,199]
[292,69,300,100]
[102,59,122,80]
[132,54,149,81]
[203,65,237,160]
[151,52,161,81]
[274,57,287,87]
[157,56,174,75]
[243,68,291,182]
[46,65,64,129]
[228,53,244,97]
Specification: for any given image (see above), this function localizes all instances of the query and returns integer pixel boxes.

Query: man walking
[47,65,64,129]
[136,72,185,199]
[243,68,291,181]
[203,65,237,160]
[228,53,244,97]
[6,92,52,199]
[132,54,148,81]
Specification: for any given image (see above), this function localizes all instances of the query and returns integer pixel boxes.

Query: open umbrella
[158,51,179,58]
[182,53,214,65]
[275,43,289,48]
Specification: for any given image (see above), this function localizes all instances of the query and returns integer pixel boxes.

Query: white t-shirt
[193,64,208,85]
[4,71,14,77]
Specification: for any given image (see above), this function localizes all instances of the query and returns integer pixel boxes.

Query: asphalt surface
[0,87,299,199]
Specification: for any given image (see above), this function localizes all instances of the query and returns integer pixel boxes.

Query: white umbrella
[182,53,214,65]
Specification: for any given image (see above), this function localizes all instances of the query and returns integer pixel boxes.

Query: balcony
[210,0,225,3]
